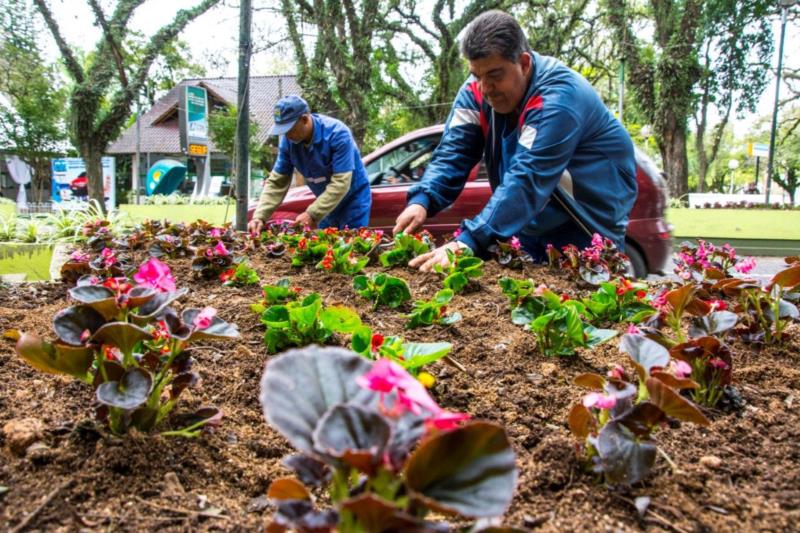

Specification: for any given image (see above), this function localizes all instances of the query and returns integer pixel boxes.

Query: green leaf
[351,325,372,356]
[405,421,517,518]
[400,342,452,369]
[443,272,468,293]
[586,326,618,346]
[319,305,362,333]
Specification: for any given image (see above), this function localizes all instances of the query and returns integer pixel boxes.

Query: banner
[51,157,116,210]
[179,85,209,157]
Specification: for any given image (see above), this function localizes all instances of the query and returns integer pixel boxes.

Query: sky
[34,1,800,138]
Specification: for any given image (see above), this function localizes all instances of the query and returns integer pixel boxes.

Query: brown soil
[0,253,798,532]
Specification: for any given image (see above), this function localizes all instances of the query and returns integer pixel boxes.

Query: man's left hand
[295,211,316,229]
[409,240,471,272]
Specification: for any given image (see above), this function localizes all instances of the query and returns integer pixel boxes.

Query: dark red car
[249,125,673,277]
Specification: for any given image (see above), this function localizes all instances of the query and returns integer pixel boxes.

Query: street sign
[748,143,769,158]
[179,85,209,156]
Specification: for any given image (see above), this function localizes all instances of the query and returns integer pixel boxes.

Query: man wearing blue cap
[248,95,372,234]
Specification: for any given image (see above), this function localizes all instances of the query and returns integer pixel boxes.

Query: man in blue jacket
[248,95,371,234]
[394,11,636,271]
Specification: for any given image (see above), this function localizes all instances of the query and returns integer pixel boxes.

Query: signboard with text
[748,143,769,158]
[51,157,116,210]
[179,85,209,156]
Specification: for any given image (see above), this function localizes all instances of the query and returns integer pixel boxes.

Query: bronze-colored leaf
[267,477,310,501]
[568,403,596,439]
[649,370,699,390]
[573,373,605,390]
[645,377,710,426]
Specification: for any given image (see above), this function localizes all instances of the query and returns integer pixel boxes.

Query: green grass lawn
[667,208,800,240]
[119,204,236,226]
[0,243,54,281]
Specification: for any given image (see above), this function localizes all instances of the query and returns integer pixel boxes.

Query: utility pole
[765,0,794,204]
[235,0,252,231]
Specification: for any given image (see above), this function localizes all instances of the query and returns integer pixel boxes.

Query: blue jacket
[407,52,637,253]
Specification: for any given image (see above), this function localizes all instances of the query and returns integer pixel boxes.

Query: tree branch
[87,0,129,88]
[31,0,85,83]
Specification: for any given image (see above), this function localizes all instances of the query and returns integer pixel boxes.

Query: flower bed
[0,221,798,530]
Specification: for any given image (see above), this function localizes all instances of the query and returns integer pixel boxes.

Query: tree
[606,0,704,200]
[208,105,273,175]
[0,0,68,202]
[32,0,221,212]
[692,0,773,192]
[279,0,385,145]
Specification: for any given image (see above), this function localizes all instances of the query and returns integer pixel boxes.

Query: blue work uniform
[407,52,637,258]
[273,114,372,229]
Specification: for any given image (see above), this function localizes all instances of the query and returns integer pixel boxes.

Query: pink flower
[582,392,617,410]
[425,410,471,431]
[670,359,692,379]
[357,359,440,416]
[652,290,669,311]
[101,247,117,267]
[626,324,641,335]
[70,250,90,262]
[591,233,604,248]
[453,228,462,238]
[708,358,729,370]
[533,284,548,296]
[678,252,695,266]
[193,307,217,330]
[735,257,756,274]
[509,236,521,250]
[213,241,230,257]
[133,258,177,293]
[80,329,91,342]
[210,228,222,238]
[607,364,626,380]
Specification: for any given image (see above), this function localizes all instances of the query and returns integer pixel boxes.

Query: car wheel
[625,243,647,279]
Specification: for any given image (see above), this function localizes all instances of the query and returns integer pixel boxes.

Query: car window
[367,136,439,187]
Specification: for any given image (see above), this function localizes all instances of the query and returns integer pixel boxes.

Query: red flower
[371,333,385,352]
[635,289,647,300]
[297,238,308,250]
[321,248,334,270]
[560,293,570,302]
[219,268,236,283]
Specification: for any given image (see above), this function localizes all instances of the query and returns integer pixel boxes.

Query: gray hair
[460,10,531,63]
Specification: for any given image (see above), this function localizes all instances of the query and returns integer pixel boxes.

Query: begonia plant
[487,236,532,269]
[378,231,434,267]
[350,325,452,376]
[581,279,656,324]
[433,248,484,293]
[316,242,369,275]
[191,240,235,279]
[259,347,517,531]
[406,289,462,329]
[220,260,260,287]
[546,233,630,285]
[259,293,362,353]
[569,334,710,485]
[352,273,412,310]
[14,258,239,436]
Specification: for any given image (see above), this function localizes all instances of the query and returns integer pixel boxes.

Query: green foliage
[351,325,452,376]
[208,104,272,171]
[434,248,484,293]
[582,280,656,324]
[378,231,434,267]
[406,289,461,329]
[259,293,362,354]
[0,0,68,201]
[353,273,412,310]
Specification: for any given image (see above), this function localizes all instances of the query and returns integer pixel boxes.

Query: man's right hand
[248,218,264,237]
[393,204,427,235]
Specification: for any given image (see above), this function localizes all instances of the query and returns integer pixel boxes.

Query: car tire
[625,243,647,279]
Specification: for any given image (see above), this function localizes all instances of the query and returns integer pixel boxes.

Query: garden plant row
[3,213,800,531]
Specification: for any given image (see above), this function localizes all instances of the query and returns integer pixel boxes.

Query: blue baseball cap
[270,95,310,135]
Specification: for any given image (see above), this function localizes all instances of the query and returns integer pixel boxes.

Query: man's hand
[409,240,470,272]
[393,204,427,235]
[295,211,316,229]
[247,218,264,237]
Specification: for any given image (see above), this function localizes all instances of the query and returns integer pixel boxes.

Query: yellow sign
[188,144,208,156]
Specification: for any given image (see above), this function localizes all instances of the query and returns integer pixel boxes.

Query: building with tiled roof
[107,75,300,155]
[107,75,301,199]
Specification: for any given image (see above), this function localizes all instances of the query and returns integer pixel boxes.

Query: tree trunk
[84,146,105,212]
[658,114,689,200]
[695,120,708,193]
